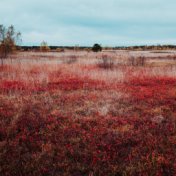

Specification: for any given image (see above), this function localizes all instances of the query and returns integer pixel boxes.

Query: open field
[0,50,176,175]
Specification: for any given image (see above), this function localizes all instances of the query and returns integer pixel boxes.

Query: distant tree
[40,41,50,52]
[92,43,102,52]
[0,25,21,65]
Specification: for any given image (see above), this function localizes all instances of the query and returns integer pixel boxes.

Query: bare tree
[0,25,21,65]
[40,41,50,52]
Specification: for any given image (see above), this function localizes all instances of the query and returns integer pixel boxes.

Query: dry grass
[0,50,176,175]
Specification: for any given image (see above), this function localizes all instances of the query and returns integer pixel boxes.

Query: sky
[1,0,176,46]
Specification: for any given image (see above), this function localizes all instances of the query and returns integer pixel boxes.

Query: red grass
[0,59,176,175]
[0,80,27,91]
[125,77,176,107]
[48,76,108,91]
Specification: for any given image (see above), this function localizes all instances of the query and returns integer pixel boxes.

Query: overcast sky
[1,0,176,46]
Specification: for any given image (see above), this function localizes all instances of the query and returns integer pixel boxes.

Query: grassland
[0,50,176,175]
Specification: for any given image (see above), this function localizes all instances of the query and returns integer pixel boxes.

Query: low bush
[97,54,115,69]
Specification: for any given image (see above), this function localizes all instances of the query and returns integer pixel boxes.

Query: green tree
[92,43,102,52]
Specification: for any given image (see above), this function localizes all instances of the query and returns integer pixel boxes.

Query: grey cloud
[1,0,176,46]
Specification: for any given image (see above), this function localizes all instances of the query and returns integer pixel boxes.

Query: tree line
[1,24,176,66]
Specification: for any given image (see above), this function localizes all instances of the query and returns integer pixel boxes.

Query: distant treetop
[92,43,102,52]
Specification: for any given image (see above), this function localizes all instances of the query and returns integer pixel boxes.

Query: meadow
[0,50,176,176]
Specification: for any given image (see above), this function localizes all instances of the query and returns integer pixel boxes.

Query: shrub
[129,56,146,66]
[97,54,115,69]
[56,48,64,52]
[63,55,77,64]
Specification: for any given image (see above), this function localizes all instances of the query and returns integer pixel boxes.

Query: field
[0,50,176,176]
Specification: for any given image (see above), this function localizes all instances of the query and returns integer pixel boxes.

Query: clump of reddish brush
[126,76,176,107]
